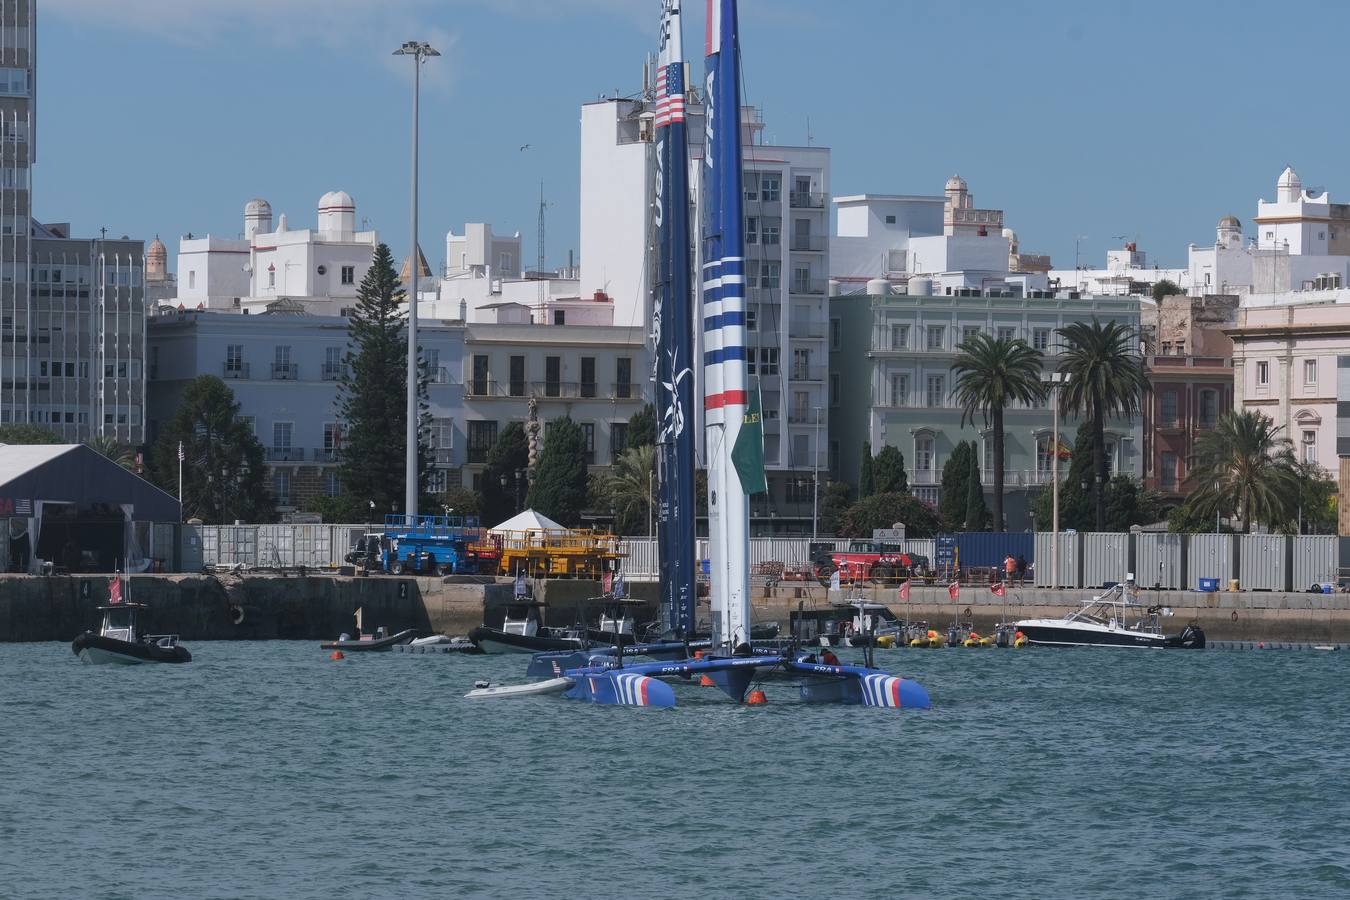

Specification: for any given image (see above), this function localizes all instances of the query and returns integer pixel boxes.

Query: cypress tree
[940,440,973,526]
[858,441,875,498]
[625,404,657,451]
[873,444,908,494]
[480,422,529,525]
[963,449,991,531]
[336,243,430,518]
[526,416,589,527]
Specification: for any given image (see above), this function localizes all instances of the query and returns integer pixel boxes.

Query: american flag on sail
[14,498,31,515]
[654,62,686,128]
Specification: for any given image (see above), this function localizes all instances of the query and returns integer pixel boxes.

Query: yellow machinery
[471,528,624,578]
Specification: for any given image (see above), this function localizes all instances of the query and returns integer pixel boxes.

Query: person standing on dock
[1015,554,1028,587]
[1004,555,1016,586]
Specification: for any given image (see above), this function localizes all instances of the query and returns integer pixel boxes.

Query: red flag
[602,571,613,594]
[108,577,122,605]
[899,580,910,602]
[991,582,1006,597]
[948,581,960,601]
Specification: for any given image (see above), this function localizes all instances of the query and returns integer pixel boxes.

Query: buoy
[1014,637,1028,648]
[909,638,925,648]
[927,636,943,648]
[330,650,345,661]
[877,635,895,648]
[979,637,992,647]
[1258,642,1265,649]
[1015,630,1025,640]
[746,689,768,705]
[699,674,715,687]
[963,638,978,648]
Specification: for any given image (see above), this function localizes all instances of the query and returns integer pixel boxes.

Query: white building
[426,221,583,324]
[1048,241,1187,297]
[174,193,380,316]
[579,90,832,511]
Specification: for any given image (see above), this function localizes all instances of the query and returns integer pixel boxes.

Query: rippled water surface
[3,641,1350,899]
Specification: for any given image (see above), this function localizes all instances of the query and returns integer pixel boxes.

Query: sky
[35,0,1350,274]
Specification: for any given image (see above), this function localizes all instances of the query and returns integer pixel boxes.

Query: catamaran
[469,0,929,709]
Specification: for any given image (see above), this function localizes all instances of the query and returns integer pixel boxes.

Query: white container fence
[1081,532,1130,588]
[1136,532,1184,590]
[1291,534,1336,590]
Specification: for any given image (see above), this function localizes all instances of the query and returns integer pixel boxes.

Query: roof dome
[245,197,272,215]
[945,174,967,192]
[1277,166,1300,187]
[319,190,354,210]
[1218,214,1241,228]
[147,235,167,260]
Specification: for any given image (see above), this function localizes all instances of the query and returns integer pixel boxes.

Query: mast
[653,0,697,638]
[702,0,752,648]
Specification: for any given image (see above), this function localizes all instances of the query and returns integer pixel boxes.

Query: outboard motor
[1167,623,1206,649]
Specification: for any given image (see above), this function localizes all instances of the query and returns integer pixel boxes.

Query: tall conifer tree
[336,243,430,517]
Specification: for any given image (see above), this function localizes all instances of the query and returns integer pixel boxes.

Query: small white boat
[410,634,453,646]
[1014,575,1205,649]
[463,676,573,699]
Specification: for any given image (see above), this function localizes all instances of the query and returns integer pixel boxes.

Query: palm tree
[604,444,656,536]
[1186,410,1299,533]
[1056,318,1148,531]
[950,333,1045,531]
[84,434,135,470]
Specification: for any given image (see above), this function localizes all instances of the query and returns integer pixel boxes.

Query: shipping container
[180,524,205,572]
[1081,532,1129,588]
[1238,534,1287,591]
[1034,533,1078,588]
[1136,532,1183,590]
[1187,533,1234,589]
[1290,535,1336,591]
[941,532,1035,571]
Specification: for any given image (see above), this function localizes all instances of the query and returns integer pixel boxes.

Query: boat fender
[1231,611,1238,622]
[230,605,245,625]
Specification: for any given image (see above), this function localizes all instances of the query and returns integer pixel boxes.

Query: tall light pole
[1045,372,1068,590]
[394,40,440,525]
[812,406,822,540]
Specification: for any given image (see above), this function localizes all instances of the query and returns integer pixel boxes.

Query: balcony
[787,410,818,425]
[321,362,345,381]
[912,469,938,486]
[431,448,454,465]
[790,279,827,296]
[789,191,826,209]
[789,366,826,383]
[789,235,826,252]
[789,321,827,340]
[580,381,598,399]
[465,378,507,398]
[223,362,249,380]
[429,366,450,385]
[271,362,297,380]
[612,382,637,400]
[314,448,339,463]
[982,468,1055,487]
[269,446,305,462]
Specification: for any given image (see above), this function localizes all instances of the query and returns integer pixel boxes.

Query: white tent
[489,509,567,533]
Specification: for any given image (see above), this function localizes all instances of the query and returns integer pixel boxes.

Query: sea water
[3,642,1349,899]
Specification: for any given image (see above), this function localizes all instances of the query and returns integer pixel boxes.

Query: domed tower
[317,191,356,236]
[1277,167,1301,203]
[244,198,273,240]
[944,174,971,210]
[1217,214,1242,249]
[146,236,168,283]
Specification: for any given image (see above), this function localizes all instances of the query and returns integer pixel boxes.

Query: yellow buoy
[963,638,978,648]
[1014,637,1028,649]
[979,637,992,647]
[927,636,943,649]
[909,638,925,648]
[877,635,895,649]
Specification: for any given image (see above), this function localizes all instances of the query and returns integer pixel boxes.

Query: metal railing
[790,235,826,252]
[268,446,305,462]
[223,362,249,379]
[271,362,297,380]
[789,191,826,209]
[321,363,345,381]
[790,279,827,295]
[789,366,826,382]
[314,448,339,462]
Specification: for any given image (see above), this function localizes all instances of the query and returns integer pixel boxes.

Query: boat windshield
[101,608,137,642]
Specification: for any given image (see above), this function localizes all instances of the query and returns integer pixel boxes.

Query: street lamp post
[1045,372,1068,591]
[393,40,440,526]
[812,406,822,541]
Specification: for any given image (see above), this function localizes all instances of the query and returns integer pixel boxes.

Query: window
[926,374,945,407]
[471,354,489,395]
[340,265,355,285]
[791,348,811,381]
[830,373,840,407]
[509,355,525,397]
[1161,390,1178,427]
[0,67,28,96]
[273,422,293,452]
[997,326,1015,343]
[1303,430,1317,464]
[1304,359,1318,385]
[758,348,779,375]
[760,261,780,289]
[468,421,498,464]
[1104,441,1117,474]
[610,423,628,462]
[581,357,597,398]
[761,174,781,202]
[885,215,897,225]
[890,324,909,350]
[746,306,758,332]
[1198,390,1218,428]
[1033,328,1049,351]
[323,423,343,458]
[545,356,561,397]
[1036,436,1053,479]
[1160,452,1178,490]
[553,310,566,325]
[792,266,811,293]
[745,217,758,244]
[889,372,909,407]
[274,470,291,506]
[1161,342,1172,356]
[926,325,944,351]
[1256,361,1270,387]
[425,348,444,383]
[274,345,293,379]
[324,346,343,380]
[763,223,780,246]
[830,318,841,350]
[429,419,453,454]
[267,267,275,288]
[581,423,596,464]
[225,344,244,373]
[323,470,341,497]
[499,252,513,272]
[961,326,980,345]
[616,357,633,398]
[915,435,934,481]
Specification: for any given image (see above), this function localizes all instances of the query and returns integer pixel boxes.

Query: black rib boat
[320,627,419,651]
[71,600,191,665]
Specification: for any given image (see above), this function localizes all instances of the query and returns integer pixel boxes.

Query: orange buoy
[330,650,345,661]
[1258,641,1265,649]
[746,689,768,705]
[699,674,715,687]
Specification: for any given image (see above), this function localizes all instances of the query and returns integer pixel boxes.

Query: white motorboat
[1014,575,1205,649]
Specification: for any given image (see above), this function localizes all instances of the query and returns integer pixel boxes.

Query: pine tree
[858,441,875,498]
[940,440,974,526]
[625,404,657,451]
[336,243,430,518]
[479,422,529,525]
[526,417,589,526]
[873,444,908,494]
[150,376,272,523]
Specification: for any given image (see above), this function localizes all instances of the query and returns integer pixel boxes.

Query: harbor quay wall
[4,574,1350,643]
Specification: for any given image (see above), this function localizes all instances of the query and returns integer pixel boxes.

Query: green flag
[731,389,768,495]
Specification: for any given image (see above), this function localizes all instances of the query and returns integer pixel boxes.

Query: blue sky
[37,0,1349,273]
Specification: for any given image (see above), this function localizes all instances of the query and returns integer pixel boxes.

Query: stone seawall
[4,574,1350,643]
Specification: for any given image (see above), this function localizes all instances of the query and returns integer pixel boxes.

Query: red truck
[812,540,930,585]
